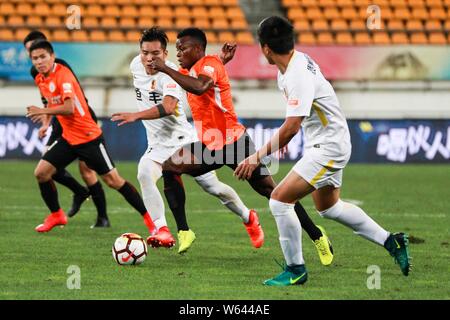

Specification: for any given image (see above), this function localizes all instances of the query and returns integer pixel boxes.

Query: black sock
[88,182,108,219]
[294,202,322,241]
[52,169,88,196]
[38,180,60,213]
[162,170,188,231]
[118,181,147,216]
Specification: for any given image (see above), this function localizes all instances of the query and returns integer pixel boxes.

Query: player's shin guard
[294,202,322,241]
[88,181,108,219]
[162,171,188,231]
[38,180,61,213]
[319,199,390,246]
[194,173,250,223]
[269,199,305,266]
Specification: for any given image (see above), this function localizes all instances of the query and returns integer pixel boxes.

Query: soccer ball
[112,233,147,265]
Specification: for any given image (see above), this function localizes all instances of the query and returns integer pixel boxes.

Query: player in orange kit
[26,39,156,234]
[149,28,334,264]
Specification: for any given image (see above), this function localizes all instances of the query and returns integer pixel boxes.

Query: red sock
[143,212,156,235]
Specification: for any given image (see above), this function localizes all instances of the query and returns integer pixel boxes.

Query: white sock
[195,171,250,223]
[137,157,167,230]
[319,199,390,246]
[269,199,304,266]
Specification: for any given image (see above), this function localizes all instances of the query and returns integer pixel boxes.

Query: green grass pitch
[0,161,448,300]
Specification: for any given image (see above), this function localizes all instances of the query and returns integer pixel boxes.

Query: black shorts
[43,135,115,175]
[178,132,271,181]
[46,117,63,146]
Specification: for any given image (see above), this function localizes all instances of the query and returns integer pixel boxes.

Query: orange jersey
[186,55,245,150]
[35,63,102,145]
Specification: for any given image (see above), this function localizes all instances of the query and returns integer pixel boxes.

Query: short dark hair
[177,28,207,50]
[23,30,47,45]
[257,16,294,54]
[140,27,168,49]
[29,39,54,56]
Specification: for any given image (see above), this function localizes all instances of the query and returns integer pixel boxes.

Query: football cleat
[90,217,111,229]
[263,263,308,286]
[313,225,334,266]
[384,232,412,276]
[244,210,264,248]
[35,209,67,233]
[67,191,90,218]
[147,226,176,248]
[177,229,196,254]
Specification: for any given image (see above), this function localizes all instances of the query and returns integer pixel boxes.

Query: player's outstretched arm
[150,57,213,95]
[26,98,74,118]
[234,116,303,180]
[111,95,178,126]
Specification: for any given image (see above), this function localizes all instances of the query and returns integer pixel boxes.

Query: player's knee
[318,199,343,219]
[80,169,96,184]
[102,173,122,189]
[137,168,150,184]
[269,198,292,217]
[34,168,51,182]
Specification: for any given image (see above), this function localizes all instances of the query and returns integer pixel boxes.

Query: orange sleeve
[196,56,222,85]
[56,68,77,101]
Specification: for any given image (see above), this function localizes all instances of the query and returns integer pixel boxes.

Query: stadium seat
[323,8,340,20]
[71,30,90,42]
[336,0,354,6]
[293,20,310,31]
[236,31,254,44]
[205,31,218,44]
[194,19,212,29]
[83,17,99,28]
[139,6,154,18]
[137,17,155,29]
[429,8,447,19]
[341,7,358,20]
[175,18,192,29]
[209,7,227,19]
[424,20,442,31]
[0,3,15,16]
[223,0,239,5]
[156,6,173,19]
[312,20,329,31]
[174,6,191,19]
[212,19,230,30]
[122,6,139,18]
[166,31,178,43]
[16,3,33,16]
[218,31,235,43]
[86,4,103,17]
[428,32,447,44]
[155,18,173,29]
[349,19,367,31]
[52,30,71,42]
[411,8,429,19]
[331,19,349,31]
[282,0,299,7]
[90,30,107,42]
[410,32,428,44]
[109,31,125,42]
[226,7,246,20]
[408,0,425,7]
[335,32,353,44]
[391,32,409,44]
[405,19,423,31]
[317,32,334,44]
[192,7,208,19]
[231,19,249,30]
[27,16,43,28]
[204,0,222,5]
[51,4,68,17]
[7,16,24,27]
[45,16,65,28]
[372,31,391,44]
[0,29,15,41]
[297,32,316,45]
[306,8,324,19]
[15,29,31,42]
[387,19,405,31]
[104,5,121,17]
[120,17,136,28]
[125,30,141,42]
[354,32,372,44]
[288,8,306,20]
[101,17,118,28]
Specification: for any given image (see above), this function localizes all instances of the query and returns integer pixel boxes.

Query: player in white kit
[112,28,262,253]
[235,17,411,285]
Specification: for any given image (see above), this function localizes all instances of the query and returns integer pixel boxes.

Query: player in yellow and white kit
[112,28,261,253]
[235,16,411,286]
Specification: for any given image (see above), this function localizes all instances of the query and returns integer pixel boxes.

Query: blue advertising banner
[0,116,449,163]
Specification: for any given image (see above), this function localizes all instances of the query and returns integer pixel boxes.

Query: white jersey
[277,50,352,167]
[130,56,197,149]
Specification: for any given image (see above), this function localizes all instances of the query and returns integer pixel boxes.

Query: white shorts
[292,152,346,189]
[144,144,183,164]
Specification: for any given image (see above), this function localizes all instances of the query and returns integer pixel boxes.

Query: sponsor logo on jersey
[62,83,72,93]
[166,83,177,89]
[49,82,56,93]
[203,65,215,76]
[288,99,299,106]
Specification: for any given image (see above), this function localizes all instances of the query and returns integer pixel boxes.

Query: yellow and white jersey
[130,56,196,149]
[277,50,352,168]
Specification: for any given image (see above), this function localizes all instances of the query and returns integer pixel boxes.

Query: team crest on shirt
[150,80,156,90]
[49,81,56,93]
